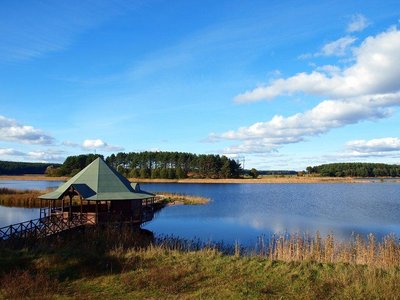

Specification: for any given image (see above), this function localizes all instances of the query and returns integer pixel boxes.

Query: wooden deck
[0,213,95,241]
[0,206,156,241]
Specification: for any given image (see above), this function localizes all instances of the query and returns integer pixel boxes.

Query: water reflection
[0,206,39,227]
[1,180,400,246]
[142,183,400,246]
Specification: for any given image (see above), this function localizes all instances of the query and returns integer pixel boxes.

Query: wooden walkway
[0,213,94,241]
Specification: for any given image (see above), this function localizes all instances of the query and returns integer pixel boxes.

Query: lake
[0,180,65,190]
[1,180,400,247]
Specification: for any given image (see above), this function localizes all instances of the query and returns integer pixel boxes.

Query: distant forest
[307,163,400,177]
[0,161,61,175]
[45,152,242,179]
[5,156,400,178]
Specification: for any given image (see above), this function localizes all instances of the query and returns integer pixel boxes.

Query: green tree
[249,168,258,179]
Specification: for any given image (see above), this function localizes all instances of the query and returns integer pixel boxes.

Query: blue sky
[1,0,400,170]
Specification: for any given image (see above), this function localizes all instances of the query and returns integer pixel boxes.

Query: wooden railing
[1,200,158,241]
[0,213,95,241]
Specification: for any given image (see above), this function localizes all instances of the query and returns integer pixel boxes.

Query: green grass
[2,227,400,299]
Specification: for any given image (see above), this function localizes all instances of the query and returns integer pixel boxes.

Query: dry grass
[2,227,400,299]
[0,270,60,299]
[0,175,68,181]
[259,232,400,269]
[155,192,210,205]
[0,174,380,183]
[130,176,361,184]
[0,188,44,207]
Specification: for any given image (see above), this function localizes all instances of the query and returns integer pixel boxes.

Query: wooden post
[69,196,72,221]
[95,201,99,224]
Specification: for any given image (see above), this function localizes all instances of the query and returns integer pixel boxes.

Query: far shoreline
[1,174,398,184]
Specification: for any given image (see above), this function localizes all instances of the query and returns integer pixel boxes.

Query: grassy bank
[0,174,377,183]
[1,227,400,299]
[131,176,364,184]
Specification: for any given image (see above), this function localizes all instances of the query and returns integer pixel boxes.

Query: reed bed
[0,188,44,208]
[35,226,400,270]
[0,188,83,208]
[155,192,210,205]
[251,232,400,269]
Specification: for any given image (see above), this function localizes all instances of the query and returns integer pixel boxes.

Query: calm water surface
[141,182,400,246]
[0,180,64,190]
[1,180,400,247]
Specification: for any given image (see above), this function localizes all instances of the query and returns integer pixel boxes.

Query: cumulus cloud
[235,28,400,103]
[319,36,357,56]
[0,148,65,162]
[213,93,400,153]
[0,115,54,145]
[213,27,400,155]
[26,150,65,162]
[346,137,400,153]
[0,148,25,156]
[81,139,124,152]
[347,14,369,33]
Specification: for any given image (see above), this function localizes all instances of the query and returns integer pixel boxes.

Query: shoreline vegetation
[0,188,209,208]
[1,227,400,298]
[1,174,399,183]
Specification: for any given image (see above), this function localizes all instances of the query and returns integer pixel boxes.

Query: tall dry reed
[256,232,400,269]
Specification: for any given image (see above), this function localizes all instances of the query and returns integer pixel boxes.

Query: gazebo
[39,157,156,225]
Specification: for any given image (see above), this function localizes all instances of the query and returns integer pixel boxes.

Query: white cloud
[27,150,65,163]
[222,140,281,154]
[235,28,400,103]
[214,93,400,154]
[81,139,124,152]
[0,115,54,145]
[0,148,25,156]
[346,137,400,153]
[319,36,357,56]
[215,27,400,155]
[347,14,369,33]
[0,148,65,163]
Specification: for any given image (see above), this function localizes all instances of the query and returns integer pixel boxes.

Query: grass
[2,227,400,299]
[0,188,45,208]
[0,174,369,183]
[131,176,362,184]
[155,192,210,205]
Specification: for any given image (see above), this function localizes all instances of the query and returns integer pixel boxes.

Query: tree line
[106,151,241,179]
[306,163,400,177]
[46,152,242,179]
[45,154,103,177]
[0,161,61,175]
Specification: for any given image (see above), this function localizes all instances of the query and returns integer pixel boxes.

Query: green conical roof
[40,158,154,201]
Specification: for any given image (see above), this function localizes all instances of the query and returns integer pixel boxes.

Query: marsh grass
[155,192,210,205]
[0,188,44,208]
[254,232,400,269]
[2,226,400,299]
